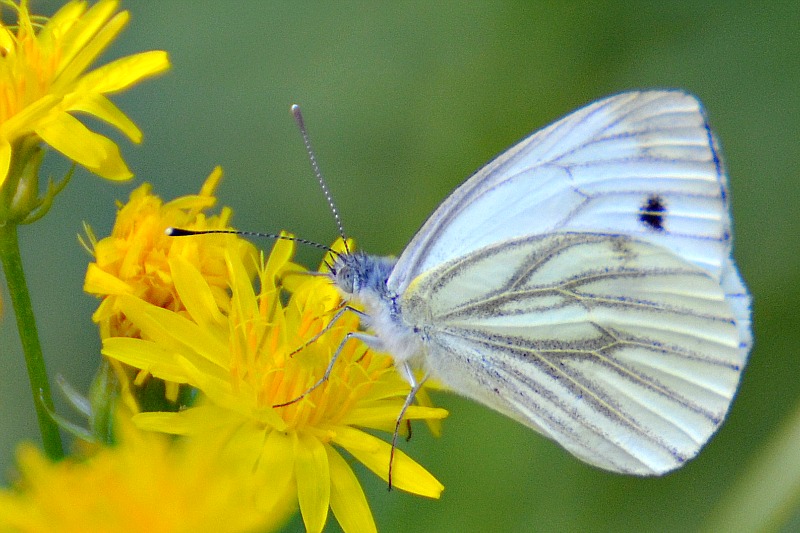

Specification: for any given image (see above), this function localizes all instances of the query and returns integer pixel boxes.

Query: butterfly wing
[401,232,742,475]
[388,90,750,355]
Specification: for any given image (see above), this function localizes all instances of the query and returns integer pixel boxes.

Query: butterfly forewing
[391,92,726,280]
[401,232,741,475]
[388,89,751,363]
[721,261,752,352]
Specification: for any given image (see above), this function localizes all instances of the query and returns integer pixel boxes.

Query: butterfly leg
[272,328,377,408]
[287,303,363,357]
[388,363,429,490]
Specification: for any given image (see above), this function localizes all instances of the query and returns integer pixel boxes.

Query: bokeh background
[1,2,798,531]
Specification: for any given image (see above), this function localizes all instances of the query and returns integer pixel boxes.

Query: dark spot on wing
[639,194,667,232]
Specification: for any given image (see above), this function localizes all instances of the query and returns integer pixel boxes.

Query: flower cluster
[0,2,447,532]
[4,169,449,532]
[98,189,447,531]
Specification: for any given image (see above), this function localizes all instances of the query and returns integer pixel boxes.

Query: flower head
[101,237,448,533]
[0,0,170,188]
[84,166,257,339]
[0,413,288,533]
[84,167,257,403]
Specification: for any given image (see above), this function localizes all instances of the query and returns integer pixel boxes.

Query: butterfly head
[328,250,396,301]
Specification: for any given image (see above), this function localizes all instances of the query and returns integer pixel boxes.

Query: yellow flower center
[230,276,394,435]
[0,7,58,124]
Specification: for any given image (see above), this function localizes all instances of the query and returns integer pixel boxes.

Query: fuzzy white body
[340,253,425,367]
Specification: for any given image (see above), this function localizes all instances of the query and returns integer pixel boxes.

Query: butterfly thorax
[329,251,424,364]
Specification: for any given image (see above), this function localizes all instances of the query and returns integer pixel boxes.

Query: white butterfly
[328,90,751,476]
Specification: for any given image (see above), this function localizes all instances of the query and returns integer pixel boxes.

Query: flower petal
[327,445,377,533]
[1,94,64,140]
[295,432,331,533]
[102,337,189,383]
[115,295,229,372]
[53,8,129,87]
[169,255,226,331]
[42,0,108,68]
[132,405,232,435]
[68,93,142,142]
[199,166,224,198]
[84,263,133,296]
[332,426,443,498]
[76,50,170,94]
[342,404,448,431]
[36,112,132,180]
[252,430,298,516]
[414,385,444,437]
[38,1,89,49]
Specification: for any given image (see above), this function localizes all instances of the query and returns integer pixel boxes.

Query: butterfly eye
[335,265,358,294]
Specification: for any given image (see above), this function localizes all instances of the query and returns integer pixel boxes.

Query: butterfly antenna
[165,227,337,255]
[291,104,350,254]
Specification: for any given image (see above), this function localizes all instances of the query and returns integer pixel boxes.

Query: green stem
[0,221,64,460]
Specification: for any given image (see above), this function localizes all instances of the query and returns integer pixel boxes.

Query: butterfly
[326,90,751,475]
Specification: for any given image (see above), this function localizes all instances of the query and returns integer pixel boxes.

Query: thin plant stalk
[0,221,64,460]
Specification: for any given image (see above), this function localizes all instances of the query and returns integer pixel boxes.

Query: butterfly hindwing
[401,232,741,475]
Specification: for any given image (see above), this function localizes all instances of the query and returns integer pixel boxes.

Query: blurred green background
[1,1,798,531]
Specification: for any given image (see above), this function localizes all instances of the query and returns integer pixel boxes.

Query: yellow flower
[0,414,288,533]
[102,237,449,533]
[84,166,257,338]
[84,167,257,401]
[0,0,170,188]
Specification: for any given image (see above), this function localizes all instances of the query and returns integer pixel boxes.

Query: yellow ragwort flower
[102,237,449,533]
[0,414,288,533]
[84,166,257,339]
[84,167,257,402]
[0,0,170,187]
